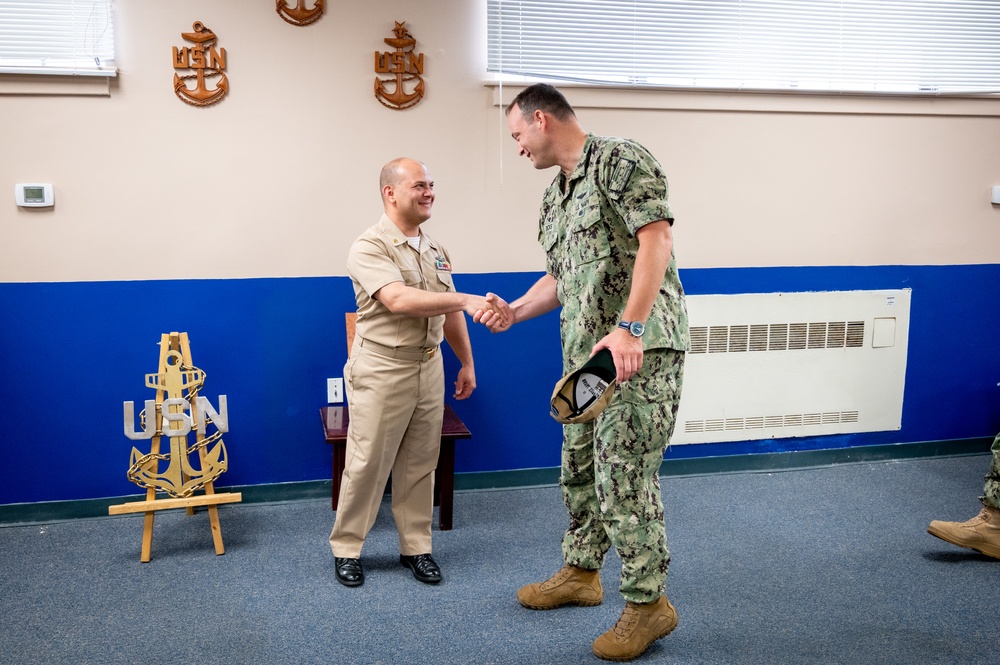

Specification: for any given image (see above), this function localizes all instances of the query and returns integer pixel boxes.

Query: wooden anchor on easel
[110,332,242,562]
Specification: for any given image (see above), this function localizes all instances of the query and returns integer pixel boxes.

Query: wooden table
[320,404,472,530]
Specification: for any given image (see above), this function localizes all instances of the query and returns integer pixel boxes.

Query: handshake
[466,292,514,333]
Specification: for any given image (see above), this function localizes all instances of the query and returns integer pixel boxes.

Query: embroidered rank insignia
[435,257,452,272]
[608,158,636,196]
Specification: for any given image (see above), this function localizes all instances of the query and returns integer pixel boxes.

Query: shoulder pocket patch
[608,158,636,196]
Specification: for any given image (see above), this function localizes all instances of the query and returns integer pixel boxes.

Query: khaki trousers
[329,342,444,558]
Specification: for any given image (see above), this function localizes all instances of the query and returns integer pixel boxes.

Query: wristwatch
[618,320,645,337]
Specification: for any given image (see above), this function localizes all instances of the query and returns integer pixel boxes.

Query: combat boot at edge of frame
[928,504,1000,560]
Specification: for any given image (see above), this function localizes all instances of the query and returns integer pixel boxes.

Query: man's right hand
[473,293,513,333]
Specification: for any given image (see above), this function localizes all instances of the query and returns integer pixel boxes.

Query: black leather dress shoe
[335,557,364,587]
[400,553,442,584]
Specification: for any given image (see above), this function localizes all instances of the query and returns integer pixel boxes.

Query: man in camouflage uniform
[928,432,1000,559]
[482,83,688,661]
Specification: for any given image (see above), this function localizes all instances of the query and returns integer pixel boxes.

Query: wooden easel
[109,332,241,562]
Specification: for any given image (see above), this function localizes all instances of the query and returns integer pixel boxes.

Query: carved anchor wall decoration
[276,0,325,26]
[375,21,425,110]
[172,22,228,107]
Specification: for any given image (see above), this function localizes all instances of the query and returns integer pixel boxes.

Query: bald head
[380,158,425,201]
[379,157,435,230]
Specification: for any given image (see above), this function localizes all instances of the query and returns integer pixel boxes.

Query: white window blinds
[487,0,1000,95]
[0,0,116,76]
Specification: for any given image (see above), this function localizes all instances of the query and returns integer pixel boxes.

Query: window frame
[0,0,118,79]
[487,0,1000,99]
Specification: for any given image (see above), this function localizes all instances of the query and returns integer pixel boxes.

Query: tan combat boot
[928,505,1000,560]
[592,595,678,662]
[517,564,603,610]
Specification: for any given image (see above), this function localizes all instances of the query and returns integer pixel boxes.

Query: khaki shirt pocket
[400,268,422,287]
[435,271,454,292]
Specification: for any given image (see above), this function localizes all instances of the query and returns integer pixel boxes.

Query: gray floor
[1,454,997,664]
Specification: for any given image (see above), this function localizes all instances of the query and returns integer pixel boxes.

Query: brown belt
[359,337,438,362]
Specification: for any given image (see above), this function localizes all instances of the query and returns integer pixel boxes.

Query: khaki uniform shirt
[347,213,456,349]
[539,133,689,364]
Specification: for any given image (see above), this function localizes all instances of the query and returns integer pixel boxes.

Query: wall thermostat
[15,183,54,208]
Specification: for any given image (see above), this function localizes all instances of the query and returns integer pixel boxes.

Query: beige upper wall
[2,0,999,283]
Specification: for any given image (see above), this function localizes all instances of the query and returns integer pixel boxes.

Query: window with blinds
[487,0,1000,95]
[0,0,116,77]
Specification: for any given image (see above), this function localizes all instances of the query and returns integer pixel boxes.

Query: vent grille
[674,290,909,445]
[684,410,860,434]
[689,321,865,354]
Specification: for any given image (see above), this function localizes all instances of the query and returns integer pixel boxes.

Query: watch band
[618,320,645,337]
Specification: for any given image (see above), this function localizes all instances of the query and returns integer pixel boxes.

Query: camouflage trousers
[981,432,1000,509]
[559,349,684,603]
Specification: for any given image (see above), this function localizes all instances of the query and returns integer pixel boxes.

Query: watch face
[630,322,645,337]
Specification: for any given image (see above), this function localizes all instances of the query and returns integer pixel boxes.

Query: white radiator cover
[672,289,910,445]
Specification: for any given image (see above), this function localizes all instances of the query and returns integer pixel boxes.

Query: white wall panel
[2,0,999,283]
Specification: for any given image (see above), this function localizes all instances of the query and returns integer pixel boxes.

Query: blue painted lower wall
[2,264,998,506]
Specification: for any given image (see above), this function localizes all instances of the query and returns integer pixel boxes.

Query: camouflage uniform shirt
[538,133,689,363]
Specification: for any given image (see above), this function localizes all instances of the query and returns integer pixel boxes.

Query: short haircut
[505,83,576,121]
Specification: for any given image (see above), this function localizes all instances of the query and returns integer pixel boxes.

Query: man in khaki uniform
[330,157,508,587]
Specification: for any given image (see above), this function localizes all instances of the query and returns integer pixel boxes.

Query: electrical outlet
[327,378,344,403]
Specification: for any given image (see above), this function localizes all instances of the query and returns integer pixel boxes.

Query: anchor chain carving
[172,22,229,107]
[276,0,325,27]
[374,21,425,110]
[123,349,230,499]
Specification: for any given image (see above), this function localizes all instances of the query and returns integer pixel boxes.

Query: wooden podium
[110,332,241,562]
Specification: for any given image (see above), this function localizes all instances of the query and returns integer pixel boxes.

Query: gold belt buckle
[424,347,436,361]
